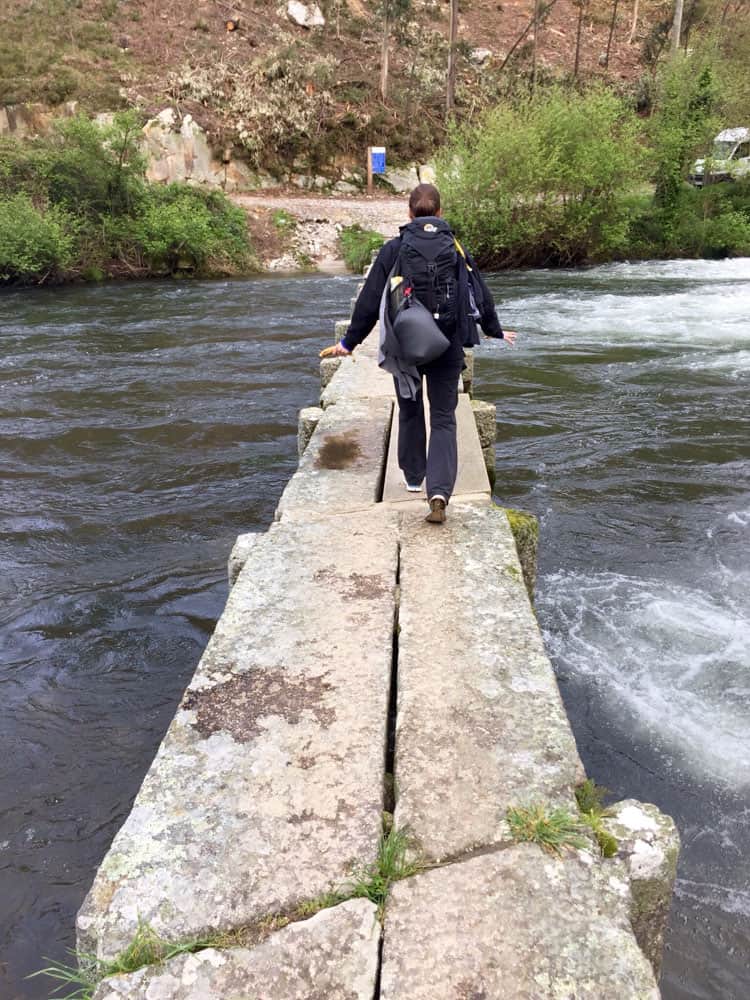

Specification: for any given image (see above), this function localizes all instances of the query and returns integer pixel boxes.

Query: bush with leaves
[0,112,253,284]
[339,224,385,273]
[628,179,750,259]
[649,58,721,230]
[135,185,252,275]
[437,87,648,267]
[0,194,76,282]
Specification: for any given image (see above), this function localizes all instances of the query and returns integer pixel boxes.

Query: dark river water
[1,261,748,999]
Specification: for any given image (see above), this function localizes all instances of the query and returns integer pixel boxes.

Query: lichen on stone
[182,669,336,743]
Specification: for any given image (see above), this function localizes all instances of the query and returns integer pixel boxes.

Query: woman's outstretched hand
[320,342,351,358]
[503,330,518,345]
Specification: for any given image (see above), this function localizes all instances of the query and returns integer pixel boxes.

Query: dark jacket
[342,219,504,354]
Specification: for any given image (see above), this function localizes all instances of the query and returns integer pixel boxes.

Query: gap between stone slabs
[89,899,382,1000]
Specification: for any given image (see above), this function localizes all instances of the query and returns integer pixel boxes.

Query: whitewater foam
[540,569,750,788]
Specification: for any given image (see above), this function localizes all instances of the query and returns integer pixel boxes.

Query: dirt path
[231,193,407,273]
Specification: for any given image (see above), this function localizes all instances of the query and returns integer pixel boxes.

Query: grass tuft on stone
[506,803,588,856]
[34,826,425,995]
[345,824,424,915]
[575,779,619,858]
[31,920,212,999]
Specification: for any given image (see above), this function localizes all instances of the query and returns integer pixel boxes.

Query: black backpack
[396,217,459,331]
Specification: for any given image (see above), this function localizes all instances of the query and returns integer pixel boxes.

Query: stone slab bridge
[77,283,680,999]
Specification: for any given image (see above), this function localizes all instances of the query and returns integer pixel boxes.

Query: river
[1,260,748,999]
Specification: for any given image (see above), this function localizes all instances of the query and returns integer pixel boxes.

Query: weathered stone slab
[320,356,342,389]
[92,899,380,1000]
[382,393,490,504]
[379,845,659,999]
[227,531,260,587]
[462,347,474,395]
[602,799,680,977]
[276,397,392,521]
[394,502,584,861]
[298,405,323,456]
[470,397,496,450]
[78,515,398,960]
[320,346,392,407]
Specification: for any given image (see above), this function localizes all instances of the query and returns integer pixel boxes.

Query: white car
[689,127,750,187]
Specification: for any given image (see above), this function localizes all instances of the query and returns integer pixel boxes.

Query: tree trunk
[605,0,619,67]
[380,8,390,101]
[574,0,586,76]
[671,0,684,53]
[532,0,542,94]
[446,0,459,114]
[627,0,639,43]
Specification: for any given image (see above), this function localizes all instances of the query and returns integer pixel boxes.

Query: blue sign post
[367,145,386,194]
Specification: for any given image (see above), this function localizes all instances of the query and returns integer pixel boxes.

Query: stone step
[379,845,658,999]
[394,502,584,862]
[320,336,392,408]
[381,392,491,504]
[275,396,393,522]
[91,900,380,1000]
[77,514,399,961]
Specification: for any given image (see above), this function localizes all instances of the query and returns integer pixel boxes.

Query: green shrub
[627,180,750,259]
[0,114,253,282]
[136,185,252,275]
[340,224,385,273]
[0,194,76,282]
[43,112,147,219]
[437,87,648,267]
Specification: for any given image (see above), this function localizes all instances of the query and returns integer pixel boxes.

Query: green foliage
[506,802,589,856]
[32,920,211,1000]
[0,0,125,108]
[271,209,296,230]
[629,180,750,259]
[344,824,424,914]
[574,778,608,815]
[0,113,253,284]
[136,185,251,274]
[575,779,619,859]
[650,58,720,224]
[0,194,76,281]
[437,87,648,267]
[339,224,385,273]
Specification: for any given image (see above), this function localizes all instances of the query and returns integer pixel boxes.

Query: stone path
[76,291,676,997]
[78,514,398,960]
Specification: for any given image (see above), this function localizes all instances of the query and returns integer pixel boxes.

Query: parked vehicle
[689,127,750,187]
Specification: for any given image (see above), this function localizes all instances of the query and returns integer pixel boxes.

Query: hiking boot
[425,496,447,524]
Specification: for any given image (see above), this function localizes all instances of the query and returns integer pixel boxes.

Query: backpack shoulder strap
[454,237,473,271]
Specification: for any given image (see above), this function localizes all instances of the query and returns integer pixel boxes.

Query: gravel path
[232,193,408,272]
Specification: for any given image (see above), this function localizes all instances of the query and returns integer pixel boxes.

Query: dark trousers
[394,358,463,502]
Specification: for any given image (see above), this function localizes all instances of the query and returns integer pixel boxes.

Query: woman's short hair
[409,183,441,217]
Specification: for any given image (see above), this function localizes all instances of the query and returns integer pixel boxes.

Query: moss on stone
[502,507,539,602]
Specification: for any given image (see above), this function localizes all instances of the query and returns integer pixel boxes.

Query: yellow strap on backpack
[454,238,472,270]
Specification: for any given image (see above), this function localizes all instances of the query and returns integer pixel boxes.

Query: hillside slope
[2,0,675,172]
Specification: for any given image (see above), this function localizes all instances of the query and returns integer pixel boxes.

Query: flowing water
[1,261,748,999]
